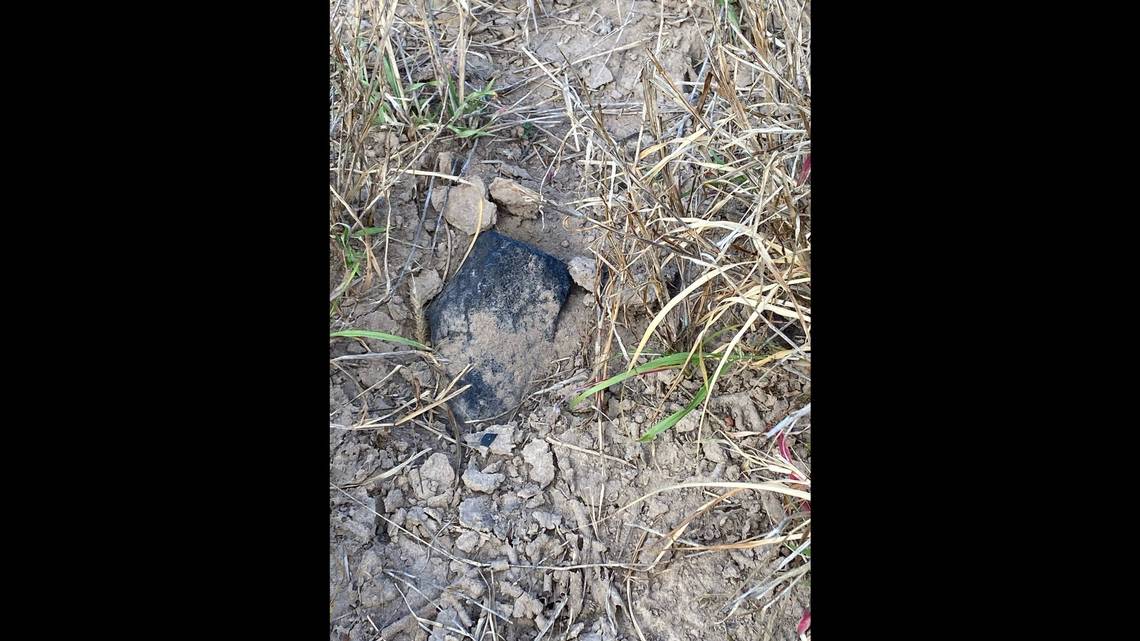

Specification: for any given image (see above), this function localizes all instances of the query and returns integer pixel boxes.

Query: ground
[330,1,811,639]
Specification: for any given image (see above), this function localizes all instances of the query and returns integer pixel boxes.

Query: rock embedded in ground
[522,439,556,488]
[427,231,572,422]
[489,177,541,219]
[383,488,405,513]
[431,176,497,235]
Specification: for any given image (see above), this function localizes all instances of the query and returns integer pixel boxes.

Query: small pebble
[462,467,506,493]
[456,531,480,553]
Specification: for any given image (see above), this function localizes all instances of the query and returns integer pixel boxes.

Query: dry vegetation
[331,1,810,638]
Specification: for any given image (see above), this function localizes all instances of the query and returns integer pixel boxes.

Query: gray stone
[462,467,506,493]
[383,488,405,513]
[522,439,555,487]
[568,256,597,292]
[459,496,497,532]
[704,440,727,463]
[533,511,562,530]
[420,453,455,490]
[465,424,516,456]
[410,268,443,306]
[587,63,613,89]
[489,177,541,218]
[455,531,480,553]
[432,176,497,235]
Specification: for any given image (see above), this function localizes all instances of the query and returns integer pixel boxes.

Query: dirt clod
[567,256,597,292]
[410,268,443,306]
[419,452,455,490]
[522,439,556,487]
[461,466,506,493]
[489,177,541,218]
[432,176,497,235]
[458,496,496,532]
[455,530,480,553]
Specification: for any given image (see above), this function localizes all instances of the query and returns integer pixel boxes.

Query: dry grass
[567,3,812,437]
[331,0,811,635]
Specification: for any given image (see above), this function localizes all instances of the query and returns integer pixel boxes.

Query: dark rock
[427,231,571,422]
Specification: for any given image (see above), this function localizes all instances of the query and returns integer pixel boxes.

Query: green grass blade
[569,352,694,408]
[569,349,766,409]
[382,55,400,97]
[350,226,387,239]
[639,383,709,442]
[330,329,430,351]
[447,125,493,138]
[446,77,460,117]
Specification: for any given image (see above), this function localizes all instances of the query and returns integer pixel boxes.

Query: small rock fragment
[405,506,430,530]
[512,593,544,620]
[533,511,562,530]
[587,63,614,89]
[425,493,452,508]
[567,257,597,292]
[459,496,497,532]
[462,467,506,493]
[432,176,497,235]
[335,516,374,543]
[410,269,443,306]
[451,576,486,599]
[420,453,455,490]
[489,177,541,218]
[516,483,543,499]
[704,440,727,463]
[383,488,405,513]
[436,151,455,173]
[455,531,480,553]
[522,439,556,487]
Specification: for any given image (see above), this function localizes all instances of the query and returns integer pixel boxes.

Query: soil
[330,2,811,640]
